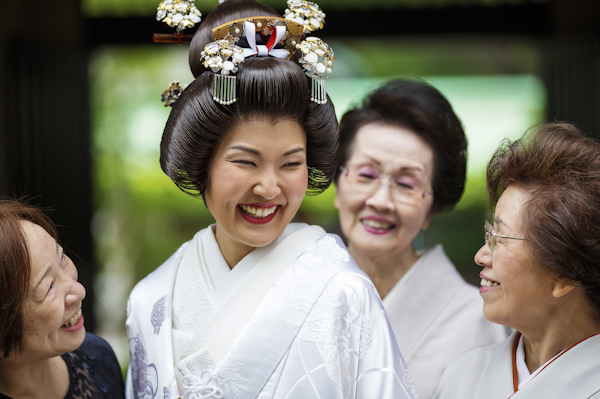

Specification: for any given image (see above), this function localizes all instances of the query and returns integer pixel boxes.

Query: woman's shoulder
[63,333,125,399]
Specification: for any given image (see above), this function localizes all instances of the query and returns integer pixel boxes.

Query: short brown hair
[336,79,467,214]
[487,122,600,320]
[0,199,58,357]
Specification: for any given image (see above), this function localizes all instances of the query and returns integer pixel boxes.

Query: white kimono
[126,224,419,399]
[383,245,510,399]
[433,331,600,399]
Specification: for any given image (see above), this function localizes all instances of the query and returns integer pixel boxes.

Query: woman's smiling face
[19,221,86,361]
[335,123,434,261]
[205,118,308,267]
[475,185,560,329]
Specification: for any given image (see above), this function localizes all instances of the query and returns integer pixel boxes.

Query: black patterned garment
[0,333,125,399]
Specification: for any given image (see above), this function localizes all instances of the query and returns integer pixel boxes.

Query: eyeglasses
[339,165,433,205]
[484,220,525,256]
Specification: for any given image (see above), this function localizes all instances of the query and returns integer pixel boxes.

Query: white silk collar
[203,223,307,301]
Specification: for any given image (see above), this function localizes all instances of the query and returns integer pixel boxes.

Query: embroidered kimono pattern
[126,225,419,399]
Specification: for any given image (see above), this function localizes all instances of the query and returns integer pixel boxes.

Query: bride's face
[205,118,308,266]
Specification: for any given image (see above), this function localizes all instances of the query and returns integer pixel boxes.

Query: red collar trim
[510,331,600,396]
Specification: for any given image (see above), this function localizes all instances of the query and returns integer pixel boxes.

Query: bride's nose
[252,168,282,199]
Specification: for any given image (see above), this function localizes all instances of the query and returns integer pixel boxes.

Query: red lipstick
[238,204,280,225]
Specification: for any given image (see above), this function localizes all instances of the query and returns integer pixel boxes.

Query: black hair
[336,79,467,214]
[160,0,339,198]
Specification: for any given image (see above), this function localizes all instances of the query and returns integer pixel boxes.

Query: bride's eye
[233,160,256,166]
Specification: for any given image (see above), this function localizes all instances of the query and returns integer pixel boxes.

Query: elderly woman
[433,122,600,398]
[0,199,124,398]
[334,79,509,399]
[125,1,418,398]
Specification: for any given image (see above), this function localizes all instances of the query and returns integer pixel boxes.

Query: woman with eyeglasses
[334,79,509,399]
[433,122,600,399]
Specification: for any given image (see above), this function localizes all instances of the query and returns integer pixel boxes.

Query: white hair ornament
[284,0,326,33]
[156,0,202,32]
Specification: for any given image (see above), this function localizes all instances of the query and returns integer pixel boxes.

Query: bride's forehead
[223,120,306,146]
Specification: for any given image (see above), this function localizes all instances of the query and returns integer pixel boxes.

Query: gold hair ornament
[161,81,188,107]
[284,0,326,33]
[212,17,304,57]
[204,17,304,105]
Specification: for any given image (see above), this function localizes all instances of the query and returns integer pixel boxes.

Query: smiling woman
[204,119,308,267]
[434,123,600,399]
[0,199,124,399]
[125,1,420,398]
[334,79,509,399]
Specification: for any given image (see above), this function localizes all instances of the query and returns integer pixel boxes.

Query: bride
[125,0,418,398]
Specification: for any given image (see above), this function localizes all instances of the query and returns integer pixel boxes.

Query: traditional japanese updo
[160,0,339,198]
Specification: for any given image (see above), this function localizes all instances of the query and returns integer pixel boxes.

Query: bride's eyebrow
[228,145,260,155]
[284,148,305,156]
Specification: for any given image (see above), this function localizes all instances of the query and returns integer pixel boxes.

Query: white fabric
[515,333,565,390]
[383,245,510,399]
[241,22,289,59]
[433,331,600,399]
[172,224,307,391]
[126,224,419,399]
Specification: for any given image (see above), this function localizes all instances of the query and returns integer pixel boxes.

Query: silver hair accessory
[201,40,245,105]
[296,37,334,104]
[284,0,326,33]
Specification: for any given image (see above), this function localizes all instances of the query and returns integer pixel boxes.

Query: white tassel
[181,370,224,399]
[311,75,328,104]
[213,75,237,105]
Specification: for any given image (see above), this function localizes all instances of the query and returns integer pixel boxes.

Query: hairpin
[284,0,326,33]
[161,81,188,107]
[296,37,334,104]
[201,40,245,105]
[154,0,201,44]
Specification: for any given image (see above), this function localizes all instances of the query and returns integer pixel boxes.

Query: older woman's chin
[59,313,87,352]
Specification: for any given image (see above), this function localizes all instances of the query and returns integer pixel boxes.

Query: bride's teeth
[240,205,277,219]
